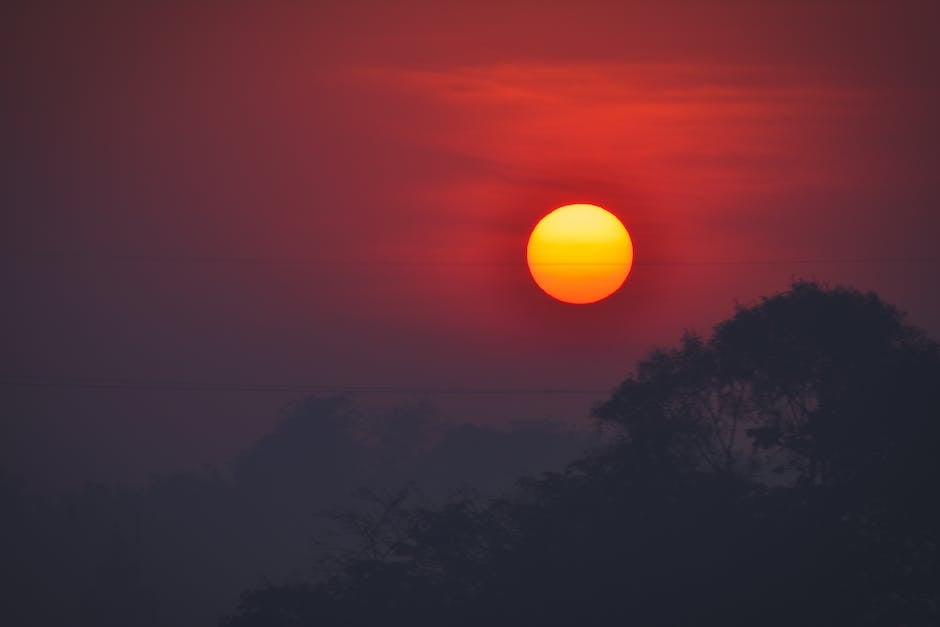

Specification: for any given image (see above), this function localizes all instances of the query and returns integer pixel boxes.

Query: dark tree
[222,282,940,627]
[596,282,939,485]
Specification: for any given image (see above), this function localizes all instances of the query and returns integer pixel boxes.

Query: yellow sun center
[526,203,634,304]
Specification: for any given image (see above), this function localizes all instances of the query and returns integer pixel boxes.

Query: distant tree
[222,281,940,626]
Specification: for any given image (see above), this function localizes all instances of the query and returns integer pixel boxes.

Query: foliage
[2,397,589,626]
[223,281,940,626]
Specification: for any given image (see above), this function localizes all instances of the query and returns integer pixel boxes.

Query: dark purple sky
[4,0,939,488]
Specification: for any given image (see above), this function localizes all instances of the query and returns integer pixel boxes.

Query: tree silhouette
[223,281,940,626]
[2,392,590,625]
[596,280,940,487]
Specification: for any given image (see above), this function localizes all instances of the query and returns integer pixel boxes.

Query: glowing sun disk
[526,203,634,304]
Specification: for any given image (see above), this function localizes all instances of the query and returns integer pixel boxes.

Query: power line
[3,251,937,268]
[636,257,938,266]
[0,375,611,396]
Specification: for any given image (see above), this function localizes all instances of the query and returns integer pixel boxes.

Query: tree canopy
[222,282,940,627]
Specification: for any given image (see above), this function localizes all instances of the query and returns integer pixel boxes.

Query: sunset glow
[526,204,634,304]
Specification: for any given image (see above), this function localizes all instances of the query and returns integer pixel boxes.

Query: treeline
[1,401,591,626]
[223,282,940,626]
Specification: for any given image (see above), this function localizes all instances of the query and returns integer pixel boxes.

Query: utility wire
[0,374,611,395]
[3,252,937,267]
[3,251,934,395]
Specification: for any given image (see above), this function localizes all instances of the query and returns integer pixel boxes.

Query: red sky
[3,0,939,486]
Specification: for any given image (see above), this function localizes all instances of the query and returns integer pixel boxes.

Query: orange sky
[3,0,939,486]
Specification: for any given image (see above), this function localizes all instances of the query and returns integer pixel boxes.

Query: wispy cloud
[364,62,874,214]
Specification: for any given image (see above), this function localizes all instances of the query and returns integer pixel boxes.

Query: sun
[526,203,634,304]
